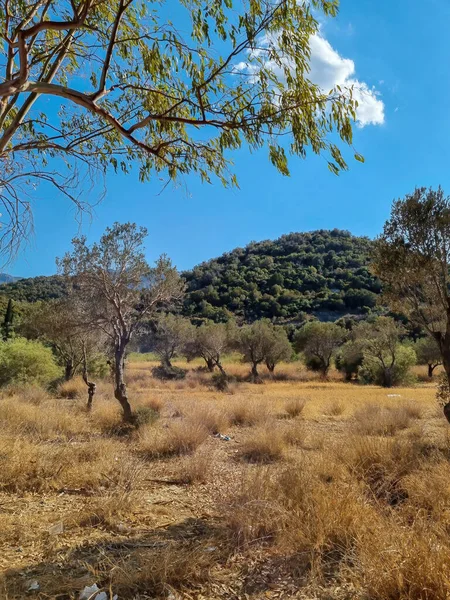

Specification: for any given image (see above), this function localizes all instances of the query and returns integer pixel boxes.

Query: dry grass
[338,435,427,504]
[284,397,306,418]
[0,436,127,493]
[322,398,345,416]
[138,419,209,459]
[57,377,87,399]
[352,401,421,436]
[2,359,450,600]
[228,397,269,426]
[175,448,214,484]
[238,424,286,463]
[186,402,230,434]
[0,395,87,440]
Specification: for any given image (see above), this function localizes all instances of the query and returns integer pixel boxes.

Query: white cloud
[308,34,385,127]
[236,31,385,129]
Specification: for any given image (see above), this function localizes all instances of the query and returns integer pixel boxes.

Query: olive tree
[293,321,346,376]
[237,319,289,380]
[185,320,232,375]
[415,336,442,378]
[19,297,105,408]
[151,314,193,368]
[0,0,359,256]
[264,326,292,373]
[58,222,184,421]
[372,188,450,414]
[20,299,85,381]
[355,317,416,388]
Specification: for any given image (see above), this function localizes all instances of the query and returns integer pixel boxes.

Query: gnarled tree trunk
[65,359,75,381]
[205,357,215,372]
[114,342,133,422]
[81,343,96,411]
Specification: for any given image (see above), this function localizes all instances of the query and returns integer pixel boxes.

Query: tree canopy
[183,229,379,322]
[0,0,359,256]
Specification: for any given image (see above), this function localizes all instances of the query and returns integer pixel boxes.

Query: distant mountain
[0,273,20,284]
[0,230,382,323]
[182,229,381,323]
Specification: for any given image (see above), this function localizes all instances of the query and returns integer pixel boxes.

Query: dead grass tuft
[284,397,306,418]
[228,398,269,426]
[339,435,427,505]
[57,377,86,399]
[138,420,208,459]
[238,424,286,463]
[353,402,419,436]
[0,396,86,440]
[175,449,214,484]
[322,399,345,416]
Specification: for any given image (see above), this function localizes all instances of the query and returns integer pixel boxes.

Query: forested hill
[0,230,381,322]
[182,229,380,322]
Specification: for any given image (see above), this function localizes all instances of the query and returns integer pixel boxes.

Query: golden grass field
[1,358,449,599]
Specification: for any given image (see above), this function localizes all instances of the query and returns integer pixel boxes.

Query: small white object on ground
[48,521,64,535]
[26,580,40,591]
[387,394,402,397]
[79,585,117,600]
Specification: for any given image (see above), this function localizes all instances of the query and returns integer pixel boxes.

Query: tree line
[1,187,450,424]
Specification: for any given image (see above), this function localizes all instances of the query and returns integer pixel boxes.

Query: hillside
[0,275,67,302]
[182,229,380,322]
[0,230,381,322]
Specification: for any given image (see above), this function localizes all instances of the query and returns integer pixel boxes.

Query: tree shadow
[1,517,229,600]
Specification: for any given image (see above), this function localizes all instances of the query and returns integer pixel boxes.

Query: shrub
[359,344,416,387]
[151,364,186,380]
[0,338,61,387]
[133,406,160,427]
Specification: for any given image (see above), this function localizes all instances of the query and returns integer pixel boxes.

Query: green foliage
[237,319,290,376]
[0,0,359,254]
[0,338,61,387]
[0,276,68,302]
[87,353,110,379]
[294,320,346,375]
[415,336,442,367]
[148,314,193,367]
[183,230,379,322]
[354,317,416,387]
[335,340,364,380]
[359,344,416,387]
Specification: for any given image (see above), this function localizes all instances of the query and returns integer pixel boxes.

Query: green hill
[0,275,67,303]
[182,229,380,322]
[0,230,381,323]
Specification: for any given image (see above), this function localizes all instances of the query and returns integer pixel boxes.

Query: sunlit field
[1,357,449,599]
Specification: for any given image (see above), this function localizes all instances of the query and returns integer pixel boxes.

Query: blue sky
[10,0,450,277]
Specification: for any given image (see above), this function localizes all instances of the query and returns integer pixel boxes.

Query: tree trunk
[440,342,450,423]
[86,382,96,411]
[383,367,393,388]
[114,343,133,422]
[266,361,275,374]
[205,357,215,372]
[216,360,227,377]
[65,359,75,381]
[162,356,172,369]
[81,346,96,411]
[428,363,434,378]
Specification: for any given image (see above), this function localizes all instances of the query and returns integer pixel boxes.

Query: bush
[359,344,416,387]
[87,352,110,378]
[0,338,61,387]
[151,364,186,380]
